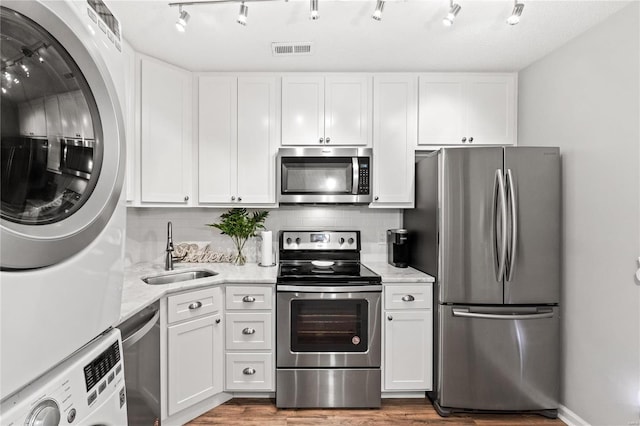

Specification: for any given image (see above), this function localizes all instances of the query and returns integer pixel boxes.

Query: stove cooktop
[277,261,381,283]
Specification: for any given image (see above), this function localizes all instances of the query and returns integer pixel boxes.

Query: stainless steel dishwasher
[119,302,161,425]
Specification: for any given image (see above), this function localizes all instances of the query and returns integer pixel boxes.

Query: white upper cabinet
[418,73,516,146]
[198,75,278,205]
[371,75,417,208]
[281,75,371,146]
[56,91,94,139]
[139,56,192,204]
[18,98,46,137]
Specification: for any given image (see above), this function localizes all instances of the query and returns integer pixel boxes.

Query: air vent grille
[272,42,314,57]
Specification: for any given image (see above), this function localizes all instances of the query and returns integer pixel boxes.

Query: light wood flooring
[185,398,566,426]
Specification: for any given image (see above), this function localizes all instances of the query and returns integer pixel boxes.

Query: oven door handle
[277,285,382,293]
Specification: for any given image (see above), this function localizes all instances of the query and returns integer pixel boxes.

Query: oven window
[281,157,352,194]
[290,299,368,352]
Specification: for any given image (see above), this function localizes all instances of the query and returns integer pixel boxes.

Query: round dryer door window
[0,3,124,269]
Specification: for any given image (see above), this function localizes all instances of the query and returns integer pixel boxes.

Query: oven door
[276,285,381,368]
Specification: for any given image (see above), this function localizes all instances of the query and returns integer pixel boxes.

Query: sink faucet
[165,221,175,271]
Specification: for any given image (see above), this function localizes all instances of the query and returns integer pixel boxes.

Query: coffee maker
[387,229,409,268]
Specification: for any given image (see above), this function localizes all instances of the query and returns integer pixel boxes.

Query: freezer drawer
[438,305,559,412]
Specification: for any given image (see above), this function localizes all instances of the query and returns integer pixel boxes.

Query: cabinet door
[167,313,223,415]
[418,75,465,145]
[236,77,278,204]
[44,96,62,172]
[140,57,192,203]
[57,92,81,138]
[281,76,324,145]
[466,75,516,145]
[198,76,237,204]
[18,99,46,137]
[384,310,432,391]
[72,90,94,139]
[372,75,416,207]
[324,76,370,146]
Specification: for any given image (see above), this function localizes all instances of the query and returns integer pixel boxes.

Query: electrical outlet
[377,229,387,245]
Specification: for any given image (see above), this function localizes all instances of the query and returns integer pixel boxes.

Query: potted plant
[207,208,269,265]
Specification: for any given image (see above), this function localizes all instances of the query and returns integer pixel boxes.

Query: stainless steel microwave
[277,147,372,204]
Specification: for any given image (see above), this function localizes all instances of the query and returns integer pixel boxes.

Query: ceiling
[109,0,632,72]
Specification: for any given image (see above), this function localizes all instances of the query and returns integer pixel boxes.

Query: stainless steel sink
[142,270,217,285]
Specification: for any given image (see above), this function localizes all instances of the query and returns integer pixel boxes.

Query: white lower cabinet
[166,287,223,416]
[383,283,433,392]
[224,285,275,392]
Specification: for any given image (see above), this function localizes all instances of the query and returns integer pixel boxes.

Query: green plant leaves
[206,208,269,240]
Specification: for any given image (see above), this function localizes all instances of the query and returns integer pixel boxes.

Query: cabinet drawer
[225,312,272,350]
[225,286,273,310]
[384,284,432,310]
[225,352,274,391]
[167,287,222,324]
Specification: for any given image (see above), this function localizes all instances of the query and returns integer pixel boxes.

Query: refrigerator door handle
[452,308,554,320]
[494,170,508,282]
[506,169,518,282]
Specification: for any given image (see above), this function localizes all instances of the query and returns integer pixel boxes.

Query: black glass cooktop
[277,261,381,283]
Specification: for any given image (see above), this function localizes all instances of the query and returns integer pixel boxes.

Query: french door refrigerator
[404,147,560,418]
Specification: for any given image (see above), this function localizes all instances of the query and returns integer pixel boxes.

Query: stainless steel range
[276,230,382,408]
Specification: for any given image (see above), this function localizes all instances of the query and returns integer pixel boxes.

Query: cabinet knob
[325,137,331,144]
[374,196,379,201]
[319,138,324,144]
[402,295,415,302]
[231,196,236,201]
[184,195,189,201]
[238,196,242,202]
[242,327,256,335]
[215,318,221,324]
[469,137,474,143]
[243,367,256,375]
[387,315,393,321]
[242,295,256,303]
[188,301,202,310]
[461,137,467,143]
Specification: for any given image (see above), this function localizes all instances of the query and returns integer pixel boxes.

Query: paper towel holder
[258,230,277,267]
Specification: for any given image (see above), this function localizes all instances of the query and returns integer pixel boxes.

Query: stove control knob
[286,238,292,245]
[295,238,301,244]
[348,238,354,245]
[339,238,345,245]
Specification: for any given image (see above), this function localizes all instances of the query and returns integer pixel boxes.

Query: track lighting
[175,5,190,32]
[310,0,319,20]
[443,0,461,27]
[237,2,248,26]
[38,55,44,63]
[507,1,524,25]
[372,0,384,21]
[1,87,6,94]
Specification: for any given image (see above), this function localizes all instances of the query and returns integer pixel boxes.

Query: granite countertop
[119,261,434,326]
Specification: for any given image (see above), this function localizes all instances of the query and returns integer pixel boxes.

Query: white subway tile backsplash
[125,207,401,265]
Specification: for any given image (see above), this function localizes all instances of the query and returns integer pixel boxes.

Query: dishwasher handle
[122,309,160,350]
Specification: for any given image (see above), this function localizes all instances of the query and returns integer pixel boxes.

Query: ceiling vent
[272,42,314,57]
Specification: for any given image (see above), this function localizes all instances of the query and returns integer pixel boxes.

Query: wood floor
[185,398,566,426]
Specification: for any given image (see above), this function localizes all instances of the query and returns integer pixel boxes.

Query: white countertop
[119,261,434,325]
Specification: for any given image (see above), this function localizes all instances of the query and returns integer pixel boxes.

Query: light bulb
[175,7,190,32]
[507,3,524,25]
[372,0,384,21]
[237,3,248,26]
[310,0,319,20]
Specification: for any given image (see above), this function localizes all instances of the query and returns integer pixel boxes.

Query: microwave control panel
[357,158,370,194]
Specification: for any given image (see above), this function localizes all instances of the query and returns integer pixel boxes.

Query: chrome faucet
[165,221,175,271]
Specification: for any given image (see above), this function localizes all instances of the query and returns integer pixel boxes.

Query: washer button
[98,381,107,394]
[115,364,122,375]
[108,372,115,384]
[67,408,77,423]
[87,391,97,405]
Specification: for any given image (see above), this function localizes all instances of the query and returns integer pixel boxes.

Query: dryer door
[0,2,124,269]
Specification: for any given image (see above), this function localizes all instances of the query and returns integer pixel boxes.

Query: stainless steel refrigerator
[404,147,560,418]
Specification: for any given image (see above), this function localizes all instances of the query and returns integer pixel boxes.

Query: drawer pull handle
[401,295,415,302]
[243,367,256,375]
[188,301,202,310]
[242,327,256,335]
[215,318,221,324]
[242,296,256,303]
[387,315,393,321]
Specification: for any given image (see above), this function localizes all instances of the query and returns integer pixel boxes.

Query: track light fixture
[175,5,190,32]
[372,0,384,21]
[443,0,461,27]
[237,2,248,26]
[310,0,319,20]
[507,1,524,25]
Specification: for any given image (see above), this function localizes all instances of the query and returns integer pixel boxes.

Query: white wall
[518,4,639,425]
[125,207,400,265]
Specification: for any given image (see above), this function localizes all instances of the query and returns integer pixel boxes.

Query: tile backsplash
[125,206,401,266]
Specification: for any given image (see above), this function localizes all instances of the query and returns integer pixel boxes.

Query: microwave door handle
[352,157,359,195]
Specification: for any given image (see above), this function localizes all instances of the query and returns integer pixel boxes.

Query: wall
[126,207,400,265]
[518,4,639,425]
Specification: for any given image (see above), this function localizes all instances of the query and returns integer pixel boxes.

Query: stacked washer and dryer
[1,1,128,424]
